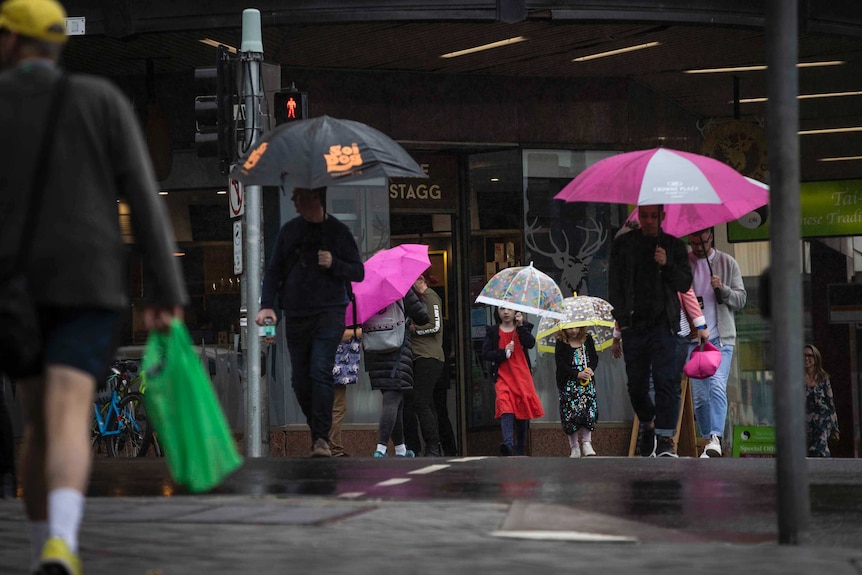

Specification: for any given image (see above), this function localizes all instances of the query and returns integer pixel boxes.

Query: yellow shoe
[38,536,82,575]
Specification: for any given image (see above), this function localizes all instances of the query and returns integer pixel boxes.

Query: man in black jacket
[609,205,692,457]
[257,187,364,457]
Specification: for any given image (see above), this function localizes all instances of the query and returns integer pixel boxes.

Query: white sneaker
[699,450,710,459]
[569,445,581,458]
[704,435,722,458]
[581,442,596,457]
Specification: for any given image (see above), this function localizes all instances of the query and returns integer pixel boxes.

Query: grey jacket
[688,249,746,346]
[0,63,187,309]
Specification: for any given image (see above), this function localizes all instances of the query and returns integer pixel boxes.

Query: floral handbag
[333,328,362,385]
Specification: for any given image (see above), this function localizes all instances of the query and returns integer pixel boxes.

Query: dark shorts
[25,307,123,381]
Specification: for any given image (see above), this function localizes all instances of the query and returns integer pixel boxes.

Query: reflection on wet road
[87,456,862,546]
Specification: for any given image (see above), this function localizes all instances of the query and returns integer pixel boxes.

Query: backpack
[362,300,406,353]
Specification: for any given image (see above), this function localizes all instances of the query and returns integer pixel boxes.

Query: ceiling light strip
[572,41,661,62]
[818,156,862,162]
[440,36,527,59]
[199,38,238,54]
[736,90,862,104]
[684,60,844,74]
[799,126,862,135]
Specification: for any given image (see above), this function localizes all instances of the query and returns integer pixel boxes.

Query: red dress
[495,328,544,419]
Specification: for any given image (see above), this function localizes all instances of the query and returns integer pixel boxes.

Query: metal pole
[241,9,267,457]
[766,0,809,544]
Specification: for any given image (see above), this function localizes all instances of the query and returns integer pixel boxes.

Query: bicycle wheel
[114,392,155,458]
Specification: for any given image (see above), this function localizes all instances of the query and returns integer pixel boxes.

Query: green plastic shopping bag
[141,319,242,492]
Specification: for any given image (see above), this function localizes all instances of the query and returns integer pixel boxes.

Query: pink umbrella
[554,148,769,234]
[345,244,430,325]
[623,176,769,237]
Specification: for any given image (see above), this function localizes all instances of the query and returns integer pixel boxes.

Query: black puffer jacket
[364,288,430,391]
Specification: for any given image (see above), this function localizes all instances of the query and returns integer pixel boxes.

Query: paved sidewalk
[3,493,862,575]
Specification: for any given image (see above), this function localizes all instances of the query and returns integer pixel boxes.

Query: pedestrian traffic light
[274,85,307,125]
[194,45,235,174]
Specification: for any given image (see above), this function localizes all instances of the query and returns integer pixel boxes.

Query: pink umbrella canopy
[623,176,769,237]
[345,244,430,326]
[554,148,769,227]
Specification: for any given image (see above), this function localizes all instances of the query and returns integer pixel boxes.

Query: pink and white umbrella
[554,148,769,235]
[623,177,769,238]
[345,244,430,326]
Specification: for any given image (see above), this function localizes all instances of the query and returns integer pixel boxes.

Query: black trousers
[433,360,458,456]
[0,376,15,476]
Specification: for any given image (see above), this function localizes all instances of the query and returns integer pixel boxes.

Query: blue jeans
[284,310,345,443]
[688,339,734,438]
[621,324,680,436]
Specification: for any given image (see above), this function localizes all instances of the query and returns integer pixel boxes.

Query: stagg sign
[389,154,456,212]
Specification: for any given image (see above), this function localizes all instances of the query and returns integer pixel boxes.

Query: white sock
[579,428,592,443]
[394,444,407,456]
[29,521,49,565]
[567,433,578,450]
[48,488,84,554]
[376,443,388,455]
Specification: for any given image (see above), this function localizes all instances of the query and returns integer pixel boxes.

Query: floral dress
[555,335,599,435]
[806,375,838,457]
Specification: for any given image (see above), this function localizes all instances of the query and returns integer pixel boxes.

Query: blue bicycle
[91,361,159,458]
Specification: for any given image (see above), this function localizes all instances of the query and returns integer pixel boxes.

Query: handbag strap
[14,72,69,271]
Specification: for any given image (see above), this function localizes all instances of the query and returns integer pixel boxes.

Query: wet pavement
[3,456,862,574]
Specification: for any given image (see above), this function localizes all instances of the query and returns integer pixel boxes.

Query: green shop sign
[731,425,776,458]
[728,179,862,242]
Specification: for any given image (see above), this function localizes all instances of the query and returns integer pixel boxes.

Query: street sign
[229,176,244,218]
[233,220,243,274]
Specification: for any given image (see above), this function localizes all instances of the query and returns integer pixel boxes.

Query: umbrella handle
[704,257,724,304]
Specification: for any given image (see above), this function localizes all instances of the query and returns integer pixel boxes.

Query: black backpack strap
[15,73,69,271]
[345,279,359,338]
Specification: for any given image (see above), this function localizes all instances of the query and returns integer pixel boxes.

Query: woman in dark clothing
[364,287,429,457]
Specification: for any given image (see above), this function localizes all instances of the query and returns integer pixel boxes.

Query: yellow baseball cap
[0,0,67,43]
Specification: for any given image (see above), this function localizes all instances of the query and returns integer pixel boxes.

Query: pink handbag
[684,341,722,379]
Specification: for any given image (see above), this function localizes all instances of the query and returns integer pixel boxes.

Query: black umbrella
[230,115,427,188]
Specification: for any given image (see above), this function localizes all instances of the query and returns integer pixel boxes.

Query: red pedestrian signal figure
[274,89,307,125]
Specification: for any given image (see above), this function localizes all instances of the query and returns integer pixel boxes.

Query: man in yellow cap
[0,1,188,574]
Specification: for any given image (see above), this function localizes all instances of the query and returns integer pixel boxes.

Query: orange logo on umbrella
[242,142,269,172]
[325,144,363,173]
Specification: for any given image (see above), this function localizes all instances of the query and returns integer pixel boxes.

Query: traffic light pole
[240,9,267,457]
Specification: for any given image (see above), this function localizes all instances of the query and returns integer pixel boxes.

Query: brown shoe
[311,438,332,457]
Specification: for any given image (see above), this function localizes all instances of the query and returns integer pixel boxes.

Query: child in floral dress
[555,326,599,457]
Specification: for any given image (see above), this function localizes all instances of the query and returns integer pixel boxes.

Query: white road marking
[375,478,412,487]
[408,464,450,475]
[490,530,638,543]
[447,456,488,462]
[337,492,366,499]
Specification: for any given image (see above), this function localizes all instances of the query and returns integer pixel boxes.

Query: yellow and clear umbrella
[536,295,615,353]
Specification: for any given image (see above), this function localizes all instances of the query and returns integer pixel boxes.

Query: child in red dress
[482,307,544,455]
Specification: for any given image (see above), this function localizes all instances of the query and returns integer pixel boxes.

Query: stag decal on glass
[525,217,607,297]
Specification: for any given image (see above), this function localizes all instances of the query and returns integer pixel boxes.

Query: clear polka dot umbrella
[536,295,615,353]
[475,262,566,320]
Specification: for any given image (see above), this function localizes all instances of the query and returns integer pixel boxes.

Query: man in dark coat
[609,205,692,458]
[0,1,188,571]
[257,187,364,458]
